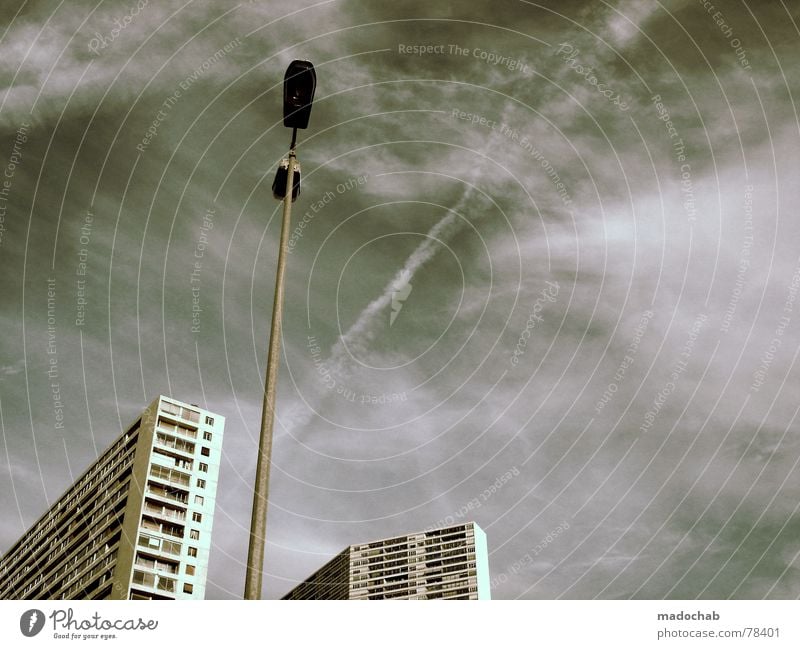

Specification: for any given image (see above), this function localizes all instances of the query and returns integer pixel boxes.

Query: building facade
[283,522,490,600]
[0,396,224,600]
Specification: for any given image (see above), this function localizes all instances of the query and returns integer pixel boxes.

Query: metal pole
[244,141,296,599]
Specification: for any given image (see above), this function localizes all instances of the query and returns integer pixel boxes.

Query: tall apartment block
[0,396,224,600]
[282,522,490,600]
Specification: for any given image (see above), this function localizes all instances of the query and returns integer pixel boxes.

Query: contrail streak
[279,178,483,439]
[328,181,480,379]
[279,126,503,438]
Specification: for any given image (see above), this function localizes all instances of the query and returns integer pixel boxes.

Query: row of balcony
[146,482,188,505]
[155,433,195,455]
[132,569,176,594]
[143,500,186,522]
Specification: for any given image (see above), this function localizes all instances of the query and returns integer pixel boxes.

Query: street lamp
[282,59,316,130]
[244,60,317,600]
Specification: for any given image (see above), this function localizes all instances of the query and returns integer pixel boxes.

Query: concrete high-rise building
[282,522,490,600]
[0,396,224,600]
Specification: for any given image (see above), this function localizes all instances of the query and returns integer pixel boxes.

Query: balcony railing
[135,558,179,575]
[138,534,182,557]
[132,570,176,593]
[140,517,184,539]
[155,437,194,455]
[143,503,186,522]
[158,417,198,439]
[146,484,188,505]
[149,464,190,487]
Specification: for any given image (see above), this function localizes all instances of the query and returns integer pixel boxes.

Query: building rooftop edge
[281,521,485,599]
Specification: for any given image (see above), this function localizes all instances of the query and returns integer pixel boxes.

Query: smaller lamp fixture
[272,158,301,202]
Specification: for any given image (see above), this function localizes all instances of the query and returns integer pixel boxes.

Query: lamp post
[244,60,316,600]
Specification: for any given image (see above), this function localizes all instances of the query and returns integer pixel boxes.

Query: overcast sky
[1,0,799,600]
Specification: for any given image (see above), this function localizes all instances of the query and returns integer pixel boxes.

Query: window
[158,417,197,439]
[203,431,213,441]
[147,480,189,504]
[188,547,198,557]
[190,529,200,540]
[143,497,186,522]
[156,432,195,454]
[161,401,181,417]
[194,495,204,505]
[162,540,182,556]
[132,570,155,588]
[192,512,202,523]
[153,447,193,470]
[185,565,195,576]
[141,517,184,539]
[205,416,214,426]
[156,576,176,593]
[199,462,208,473]
[135,554,179,574]
[150,463,190,486]
[201,447,210,457]
[130,592,151,600]
[197,478,206,489]
[183,583,193,594]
